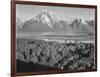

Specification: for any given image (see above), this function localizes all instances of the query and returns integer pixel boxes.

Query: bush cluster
[16,38,94,71]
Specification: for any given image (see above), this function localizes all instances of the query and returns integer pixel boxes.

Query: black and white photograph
[14,1,97,75]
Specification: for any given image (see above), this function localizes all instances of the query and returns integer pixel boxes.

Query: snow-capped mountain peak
[33,10,57,29]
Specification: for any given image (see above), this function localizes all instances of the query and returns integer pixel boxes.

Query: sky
[16,4,95,22]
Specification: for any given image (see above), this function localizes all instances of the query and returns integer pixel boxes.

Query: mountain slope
[16,18,23,33]
[22,20,53,33]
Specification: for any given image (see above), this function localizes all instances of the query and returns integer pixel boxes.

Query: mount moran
[16,11,94,36]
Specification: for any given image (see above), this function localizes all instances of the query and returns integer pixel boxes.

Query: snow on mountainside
[16,10,94,35]
[16,18,23,32]
[21,10,63,32]
[34,10,57,29]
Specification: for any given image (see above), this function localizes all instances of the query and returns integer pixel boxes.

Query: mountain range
[16,10,94,36]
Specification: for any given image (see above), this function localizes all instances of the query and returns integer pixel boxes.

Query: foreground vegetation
[16,38,95,71]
